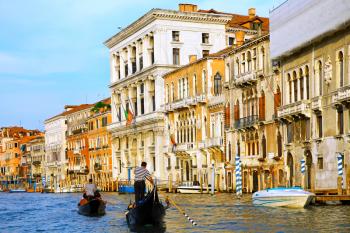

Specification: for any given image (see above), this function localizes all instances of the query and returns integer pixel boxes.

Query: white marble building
[44,114,67,190]
[105,4,237,183]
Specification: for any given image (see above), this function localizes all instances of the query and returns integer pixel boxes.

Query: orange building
[87,98,113,191]
[66,104,93,188]
[0,127,42,189]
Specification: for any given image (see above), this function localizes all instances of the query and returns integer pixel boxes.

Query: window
[153,156,156,172]
[317,114,322,138]
[173,48,180,65]
[151,50,154,64]
[141,97,145,114]
[152,95,155,111]
[299,69,304,100]
[124,63,128,77]
[228,37,235,46]
[287,123,293,143]
[277,131,282,157]
[102,117,108,127]
[338,107,344,135]
[202,50,209,57]
[134,101,137,116]
[139,55,143,70]
[96,119,99,129]
[339,51,344,87]
[318,61,323,95]
[262,135,267,159]
[214,72,222,95]
[305,66,310,100]
[202,33,209,44]
[193,75,197,96]
[228,141,232,162]
[172,31,179,42]
[293,72,297,102]
[252,22,261,30]
[317,157,323,169]
[140,83,144,94]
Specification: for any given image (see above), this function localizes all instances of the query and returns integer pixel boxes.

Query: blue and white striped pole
[235,155,242,196]
[300,159,305,174]
[337,153,344,186]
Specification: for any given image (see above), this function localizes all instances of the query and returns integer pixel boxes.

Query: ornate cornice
[104,9,232,48]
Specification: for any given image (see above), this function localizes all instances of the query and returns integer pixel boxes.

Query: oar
[165,196,198,226]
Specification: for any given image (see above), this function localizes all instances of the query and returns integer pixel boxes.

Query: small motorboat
[9,189,27,193]
[177,181,213,194]
[78,199,106,216]
[252,187,315,208]
[126,186,166,226]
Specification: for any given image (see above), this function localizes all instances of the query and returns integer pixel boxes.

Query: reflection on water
[0,192,349,233]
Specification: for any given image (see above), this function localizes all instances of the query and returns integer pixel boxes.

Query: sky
[0,0,283,130]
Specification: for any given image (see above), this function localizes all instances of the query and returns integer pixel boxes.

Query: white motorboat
[177,181,213,194]
[252,187,315,208]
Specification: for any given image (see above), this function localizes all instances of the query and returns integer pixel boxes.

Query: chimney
[179,4,198,12]
[248,8,256,19]
[235,31,246,46]
[189,55,197,63]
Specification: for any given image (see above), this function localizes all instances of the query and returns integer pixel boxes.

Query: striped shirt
[135,166,151,181]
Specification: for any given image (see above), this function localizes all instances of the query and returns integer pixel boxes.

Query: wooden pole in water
[166,196,198,226]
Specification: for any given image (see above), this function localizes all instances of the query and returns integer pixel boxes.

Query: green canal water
[0,192,349,233]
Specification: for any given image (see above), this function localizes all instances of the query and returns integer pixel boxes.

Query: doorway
[253,170,259,193]
[287,153,294,187]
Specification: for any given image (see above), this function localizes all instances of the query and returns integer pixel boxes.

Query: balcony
[206,137,224,148]
[277,100,311,120]
[94,163,102,171]
[73,148,80,155]
[196,94,207,103]
[234,71,257,87]
[311,96,322,112]
[208,95,224,107]
[108,112,163,132]
[332,85,350,106]
[234,115,259,130]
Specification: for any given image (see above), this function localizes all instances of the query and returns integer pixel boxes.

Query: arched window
[234,100,240,122]
[318,61,323,96]
[288,74,292,104]
[214,72,222,96]
[193,74,197,96]
[277,131,282,157]
[305,66,310,99]
[262,134,267,159]
[259,91,265,121]
[339,51,344,87]
[235,58,240,76]
[202,70,207,94]
[247,51,252,71]
[293,71,297,102]
[299,68,304,100]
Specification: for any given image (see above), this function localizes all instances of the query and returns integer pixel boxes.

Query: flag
[124,108,134,126]
[170,134,176,145]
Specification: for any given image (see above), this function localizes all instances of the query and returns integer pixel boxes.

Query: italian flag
[124,108,134,126]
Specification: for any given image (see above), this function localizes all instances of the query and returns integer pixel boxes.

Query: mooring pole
[211,162,215,195]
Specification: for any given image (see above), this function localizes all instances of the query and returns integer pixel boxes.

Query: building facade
[87,99,113,191]
[271,0,350,193]
[44,114,67,190]
[105,4,267,185]
[28,136,45,189]
[66,104,93,188]
[163,52,227,190]
[225,34,284,193]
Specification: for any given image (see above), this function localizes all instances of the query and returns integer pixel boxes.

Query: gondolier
[134,162,153,203]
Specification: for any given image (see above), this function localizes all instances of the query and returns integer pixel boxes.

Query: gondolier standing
[134,162,153,203]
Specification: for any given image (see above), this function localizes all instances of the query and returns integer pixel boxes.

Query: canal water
[0,192,349,233]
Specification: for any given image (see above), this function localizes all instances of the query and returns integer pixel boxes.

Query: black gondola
[126,186,166,226]
[78,199,106,216]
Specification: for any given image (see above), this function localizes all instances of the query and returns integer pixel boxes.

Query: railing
[73,148,80,154]
[108,112,163,131]
[332,85,350,105]
[208,95,224,106]
[206,137,223,148]
[277,100,311,118]
[311,96,322,110]
[196,94,207,103]
[234,115,259,129]
[234,71,257,86]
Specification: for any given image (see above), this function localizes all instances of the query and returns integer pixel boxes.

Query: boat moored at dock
[252,187,315,208]
[177,181,213,194]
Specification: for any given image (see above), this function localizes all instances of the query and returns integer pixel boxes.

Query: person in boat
[134,161,154,204]
[79,192,88,206]
[85,178,97,200]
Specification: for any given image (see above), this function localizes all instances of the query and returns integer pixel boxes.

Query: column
[154,74,164,111]
[127,46,132,76]
[291,79,295,103]
[303,74,307,100]
[136,42,140,72]
[136,83,141,116]
[142,35,150,68]
[120,50,125,79]
[297,78,300,101]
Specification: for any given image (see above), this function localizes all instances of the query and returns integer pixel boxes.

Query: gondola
[126,186,166,226]
[78,199,106,216]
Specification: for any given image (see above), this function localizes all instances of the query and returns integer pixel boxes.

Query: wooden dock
[315,195,350,202]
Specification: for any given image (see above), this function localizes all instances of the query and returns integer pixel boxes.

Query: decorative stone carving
[324,56,332,85]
